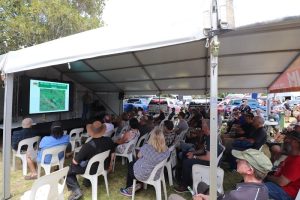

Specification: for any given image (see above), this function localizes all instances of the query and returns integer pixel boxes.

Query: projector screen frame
[19,76,74,116]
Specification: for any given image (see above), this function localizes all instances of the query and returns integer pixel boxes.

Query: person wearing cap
[170,149,272,200]
[67,118,116,200]
[265,130,300,200]
[11,118,37,151]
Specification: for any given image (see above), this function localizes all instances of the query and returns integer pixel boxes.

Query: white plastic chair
[80,150,111,200]
[12,136,40,176]
[37,145,67,177]
[69,128,84,151]
[165,145,176,186]
[192,164,225,195]
[132,157,168,200]
[295,189,300,200]
[174,129,188,147]
[133,133,149,158]
[112,138,138,172]
[21,166,69,200]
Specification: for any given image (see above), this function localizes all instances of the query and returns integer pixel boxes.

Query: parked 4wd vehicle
[123,98,150,112]
[147,98,180,115]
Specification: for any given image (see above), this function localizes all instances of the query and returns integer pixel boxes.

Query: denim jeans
[265,182,292,200]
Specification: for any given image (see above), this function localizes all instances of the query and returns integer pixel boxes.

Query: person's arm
[194,151,210,161]
[193,194,209,200]
[267,175,290,186]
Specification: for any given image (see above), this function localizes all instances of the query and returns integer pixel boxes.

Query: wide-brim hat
[232,149,272,174]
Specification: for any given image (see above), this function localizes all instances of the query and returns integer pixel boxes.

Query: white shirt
[104,123,114,137]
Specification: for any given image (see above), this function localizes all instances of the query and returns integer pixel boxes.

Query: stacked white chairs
[80,150,110,200]
[112,137,138,172]
[133,133,149,158]
[165,145,176,186]
[37,145,67,177]
[192,164,224,195]
[12,136,40,176]
[21,166,69,200]
[132,157,168,200]
[69,128,84,152]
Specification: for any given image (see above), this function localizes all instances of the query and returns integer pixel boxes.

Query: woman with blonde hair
[120,126,170,197]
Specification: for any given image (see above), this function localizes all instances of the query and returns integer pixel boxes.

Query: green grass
[5,155,240,200]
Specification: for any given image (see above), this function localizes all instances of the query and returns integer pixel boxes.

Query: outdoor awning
[1,17,300,95]
[269,54,300,93]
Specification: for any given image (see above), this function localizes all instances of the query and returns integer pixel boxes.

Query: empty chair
[80,150,110,200]
[113,138,138,171]
[132,157,168,200]
[37,145,67,177]
[192,164,224,195]
[12,136,40,176]
[21,166,69,200]
[69,128,84,151]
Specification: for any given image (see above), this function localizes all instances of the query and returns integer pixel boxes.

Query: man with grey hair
[12,118,37,151]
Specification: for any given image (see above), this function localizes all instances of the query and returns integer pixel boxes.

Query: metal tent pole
[2,73,14,200]
[209,0,220,199]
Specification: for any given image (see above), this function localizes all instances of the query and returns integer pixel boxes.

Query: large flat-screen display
[29,79,70,114]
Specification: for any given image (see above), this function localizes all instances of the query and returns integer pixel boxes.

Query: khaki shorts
[26,149,38,162]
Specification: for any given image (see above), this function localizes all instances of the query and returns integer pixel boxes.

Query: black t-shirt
[248,127,266,149]
[75,136,116,170]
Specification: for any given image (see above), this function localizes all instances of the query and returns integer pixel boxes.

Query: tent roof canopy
[1,17,300,95]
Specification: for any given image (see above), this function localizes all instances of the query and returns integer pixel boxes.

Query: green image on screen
[40,88,66,111]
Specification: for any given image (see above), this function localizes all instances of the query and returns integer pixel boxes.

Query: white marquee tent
[1,15,300,199]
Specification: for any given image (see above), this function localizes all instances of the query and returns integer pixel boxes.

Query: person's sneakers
[173,185,189,193]
[68,189,83,200]
[120,183,142,197]
[120,187,132,197]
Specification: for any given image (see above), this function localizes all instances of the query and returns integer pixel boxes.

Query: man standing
[265,130,300,200]
[170,149,272,200]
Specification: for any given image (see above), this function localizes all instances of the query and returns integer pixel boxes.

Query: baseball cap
[232,149,272,173]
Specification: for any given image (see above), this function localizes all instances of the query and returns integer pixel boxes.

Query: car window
[127,99,139,103]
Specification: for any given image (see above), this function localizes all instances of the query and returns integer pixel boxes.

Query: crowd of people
[10,100,300,200]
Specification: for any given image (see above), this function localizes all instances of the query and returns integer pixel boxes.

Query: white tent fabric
[1,17,300,95]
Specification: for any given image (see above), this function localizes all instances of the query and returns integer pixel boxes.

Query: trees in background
[0,0,105,54]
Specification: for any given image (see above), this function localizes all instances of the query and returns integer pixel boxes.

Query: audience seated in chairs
[119,127,170,197]
[25,121,70,180]
[174,119,223,193]
[115,118,140,154]
[66,118,116,200]
[169,149,272,200]
[12,118,37,151]
[265,130,300,200]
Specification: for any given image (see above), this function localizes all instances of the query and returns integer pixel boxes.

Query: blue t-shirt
[37,135,69,164]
